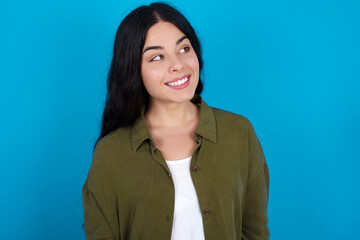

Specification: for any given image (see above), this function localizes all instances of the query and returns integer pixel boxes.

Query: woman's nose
[168,56,184,72]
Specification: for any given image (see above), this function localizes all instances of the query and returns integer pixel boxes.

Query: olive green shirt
[83,97,269,240]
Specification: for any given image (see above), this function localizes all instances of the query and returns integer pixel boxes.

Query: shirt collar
[131,95,217,152]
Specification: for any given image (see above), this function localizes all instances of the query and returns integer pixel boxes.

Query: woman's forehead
[144,21,186,46]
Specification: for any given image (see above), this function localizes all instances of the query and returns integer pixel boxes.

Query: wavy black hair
[97,2,204,144]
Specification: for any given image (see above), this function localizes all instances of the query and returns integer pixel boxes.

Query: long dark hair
[97,2,204,144]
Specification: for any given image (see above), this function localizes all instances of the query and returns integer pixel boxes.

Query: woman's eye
[151,55,162,62]
[179,46,190,53]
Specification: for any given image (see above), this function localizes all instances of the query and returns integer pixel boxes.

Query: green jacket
[83,97,269,240]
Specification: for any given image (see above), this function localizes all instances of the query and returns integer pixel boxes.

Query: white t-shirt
[166,157,205,240]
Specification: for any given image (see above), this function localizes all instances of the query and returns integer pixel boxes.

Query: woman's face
[141,21,199,106]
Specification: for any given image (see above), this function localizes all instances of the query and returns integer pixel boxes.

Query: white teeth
[166,77,189,87]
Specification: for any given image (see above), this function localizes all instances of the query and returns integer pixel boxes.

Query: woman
[83,2,269,240]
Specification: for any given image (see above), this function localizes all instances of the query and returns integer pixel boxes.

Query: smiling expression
[141,21,200,105]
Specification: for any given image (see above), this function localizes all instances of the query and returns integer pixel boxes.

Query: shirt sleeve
[242,126,270,240]
[82,140,119,240]
[83,184,116,240]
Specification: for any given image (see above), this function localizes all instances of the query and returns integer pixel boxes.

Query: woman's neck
[145,100,199,128]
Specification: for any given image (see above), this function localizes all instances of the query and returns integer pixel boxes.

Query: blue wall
[1,0,359,239]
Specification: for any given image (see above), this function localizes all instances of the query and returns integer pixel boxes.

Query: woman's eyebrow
[142,45,163,54]
[176,35,188,45]
[142,35,188,54]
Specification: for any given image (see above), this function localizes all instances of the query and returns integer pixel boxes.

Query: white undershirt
[166,157,205,240]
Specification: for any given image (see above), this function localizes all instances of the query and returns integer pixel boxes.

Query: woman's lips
[164,75,191,90]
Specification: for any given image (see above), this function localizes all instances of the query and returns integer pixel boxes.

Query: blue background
[1,0,359,239]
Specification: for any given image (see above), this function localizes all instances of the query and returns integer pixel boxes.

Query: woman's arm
[242,162,269,239]
[83,184,117,240]
[83,141,120,240]
[242,126,270,240]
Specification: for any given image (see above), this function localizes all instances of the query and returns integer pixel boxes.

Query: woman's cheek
[187,54,199,69]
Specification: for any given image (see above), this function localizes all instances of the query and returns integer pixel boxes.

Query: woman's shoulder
[96,127,130,146]
[210,106,254,130]
[92,127,133,162]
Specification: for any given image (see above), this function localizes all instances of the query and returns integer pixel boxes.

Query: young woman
[83,2,269,240]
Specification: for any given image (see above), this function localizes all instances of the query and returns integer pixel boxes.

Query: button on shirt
[83,96,269,240]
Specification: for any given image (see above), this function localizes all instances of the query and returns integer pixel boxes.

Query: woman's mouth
[164,75,191,89]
